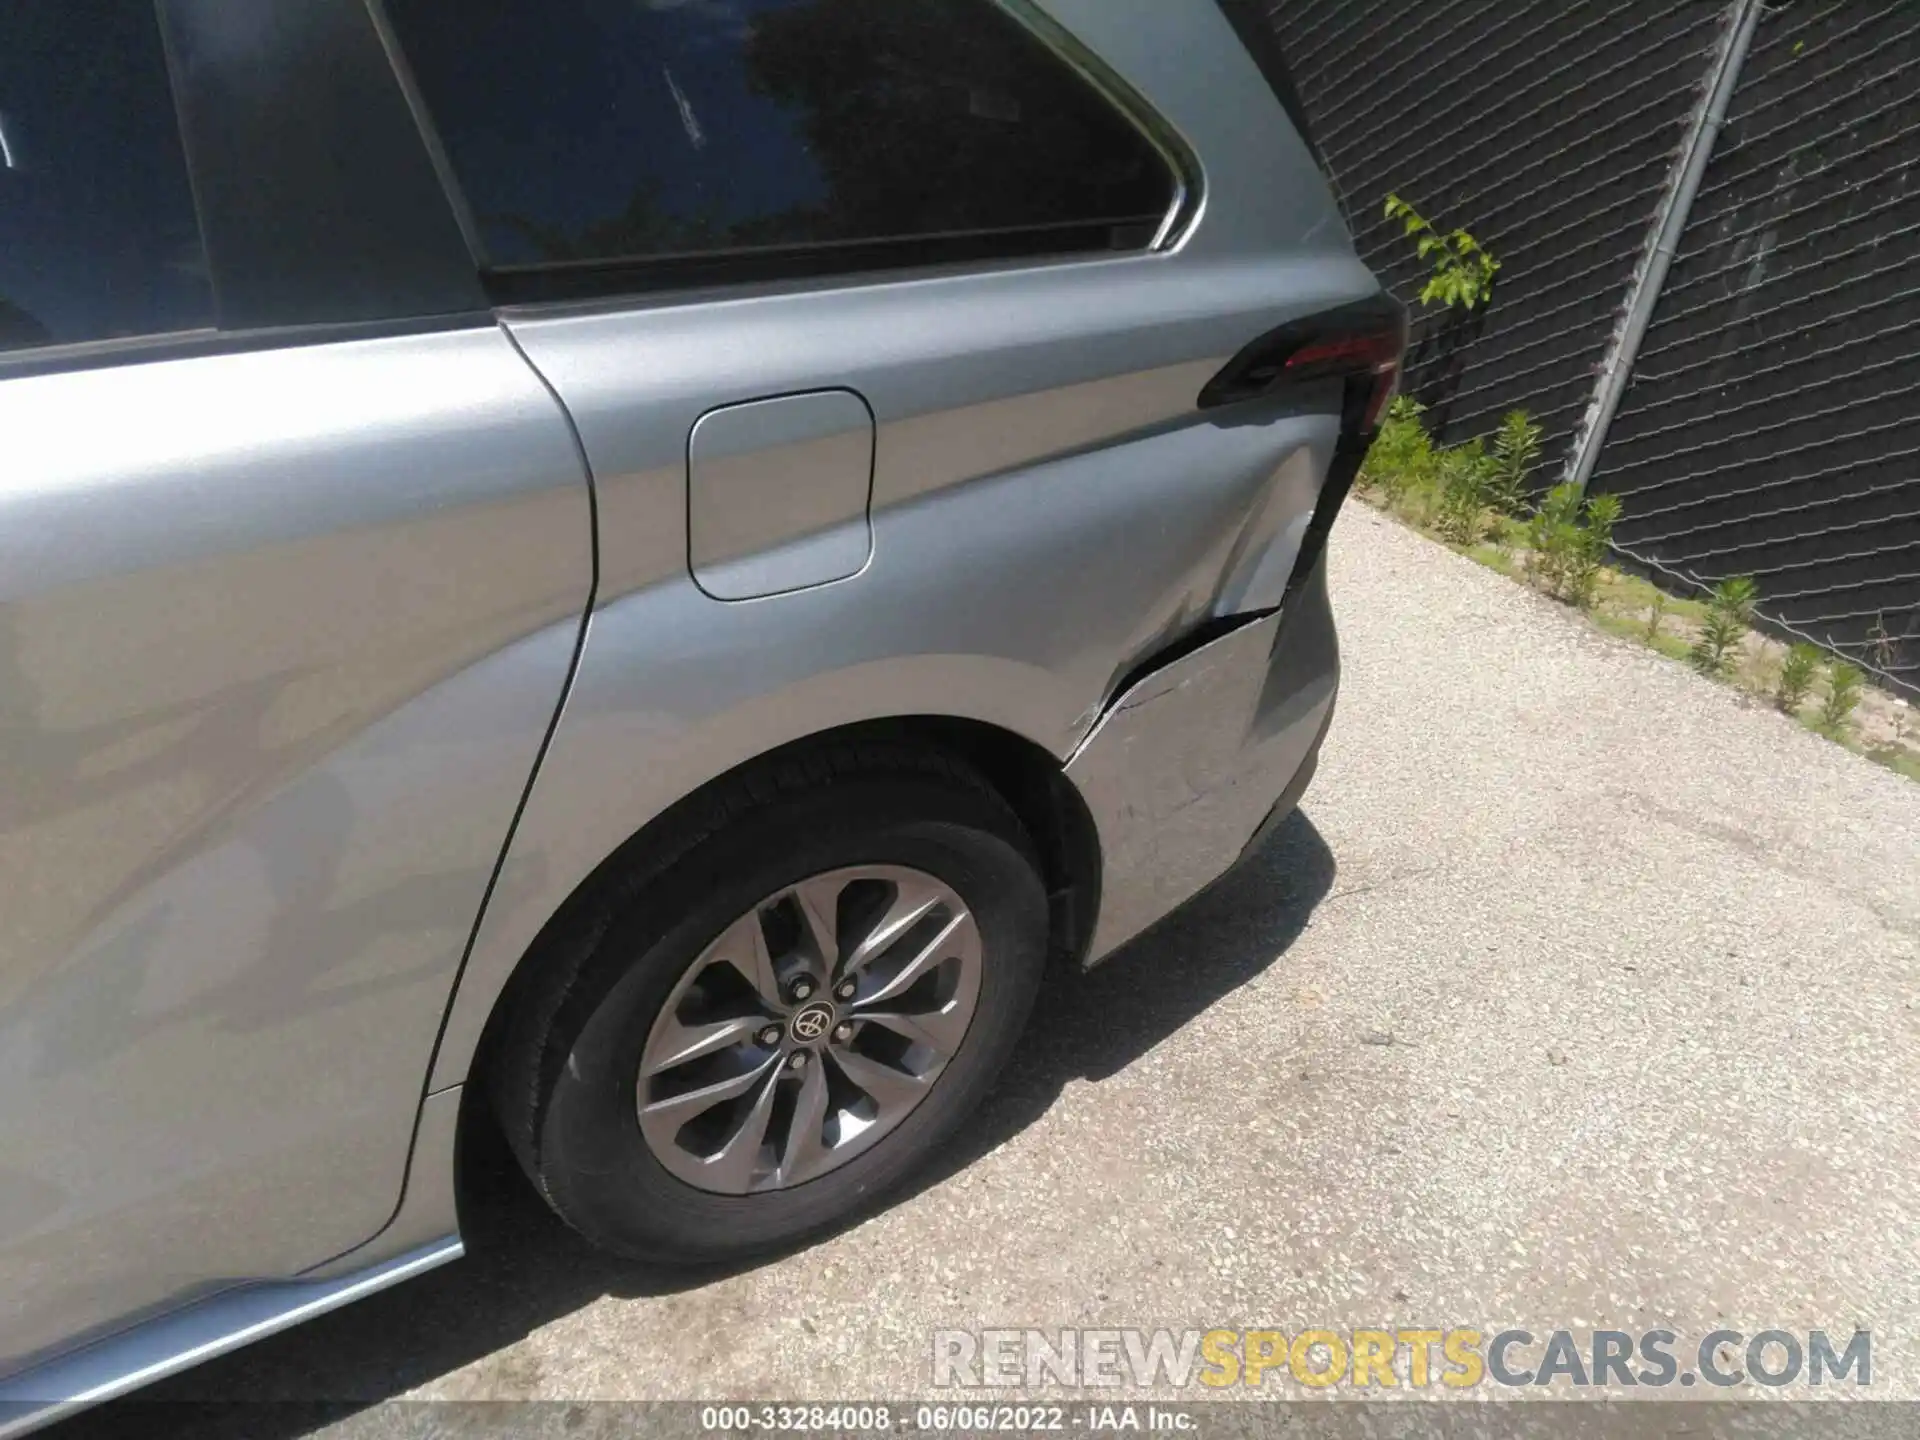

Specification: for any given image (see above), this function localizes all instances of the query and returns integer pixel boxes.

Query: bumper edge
[1066,556,1339,966]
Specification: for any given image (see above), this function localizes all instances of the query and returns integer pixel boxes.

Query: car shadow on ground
[73,810,1335,1440]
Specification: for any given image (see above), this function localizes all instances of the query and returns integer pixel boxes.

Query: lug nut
[757,1025,782,1047]
[835,979,857,1001]
[789,978,816,1002]
[787,1051,809,1071]
[832,1022,854,1043]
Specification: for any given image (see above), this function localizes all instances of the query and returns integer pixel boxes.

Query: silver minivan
[0,0,1398,1428]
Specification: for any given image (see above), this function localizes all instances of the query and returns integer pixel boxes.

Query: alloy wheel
[635,864,982,1194]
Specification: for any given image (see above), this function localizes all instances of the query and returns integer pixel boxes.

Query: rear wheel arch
[461,716,1103,1109]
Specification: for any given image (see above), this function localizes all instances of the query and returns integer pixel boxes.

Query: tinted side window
[384,0,1176,290]
[0,0,212,353]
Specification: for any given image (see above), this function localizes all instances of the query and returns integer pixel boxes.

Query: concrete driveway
[78,508,1920,1432]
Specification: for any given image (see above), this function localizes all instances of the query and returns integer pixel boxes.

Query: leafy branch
[1385,193,1500,310]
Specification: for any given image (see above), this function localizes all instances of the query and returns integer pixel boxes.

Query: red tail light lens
[1198,295,1408,431]
[1283,329,1404,430]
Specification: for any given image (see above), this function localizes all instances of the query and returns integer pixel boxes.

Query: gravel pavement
[79,507,1920,1432]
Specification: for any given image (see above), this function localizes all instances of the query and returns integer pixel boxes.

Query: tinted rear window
[0,0,212,352]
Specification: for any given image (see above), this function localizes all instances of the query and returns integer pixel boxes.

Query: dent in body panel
[438,0,1379,1090]
[429,396,1339,1091]
[509,252,1375,590]
[1066,557,1340,961]
[1066,611,1286,957]
[0,331,590,1370]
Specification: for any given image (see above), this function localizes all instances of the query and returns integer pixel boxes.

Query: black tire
[487,743,1049,1263]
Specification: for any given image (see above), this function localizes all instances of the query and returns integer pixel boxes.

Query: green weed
[1870,745,1920,783]
[1487,411,1542,517]
[1775,643,1821,714]
[1527,484,1618,609]
[1359,395,1436,505]
[1820,662,1864,735]
[1434,439,1494,544]
[1689,576,1757,678]
[1643,591,1667,642]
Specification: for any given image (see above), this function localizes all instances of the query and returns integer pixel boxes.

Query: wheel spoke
[710,910,784,1012]
[857,1002,969,1060]
[640,1052,777,1129]
[831,1046,929,1108]
[793,873,844,975]
[642,1014,764,1076]
[776,1060,832,1186]
[844,878,948,975]
[855,910,971,1009]
[701,1065,782,1193]
[637,863,984,1196]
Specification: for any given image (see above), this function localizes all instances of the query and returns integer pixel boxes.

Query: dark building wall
[1595,3,1920,693]
[1270,0,1920,695]
[1271,1,1727,459]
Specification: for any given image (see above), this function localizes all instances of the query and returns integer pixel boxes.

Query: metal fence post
[1563,0,1764,496]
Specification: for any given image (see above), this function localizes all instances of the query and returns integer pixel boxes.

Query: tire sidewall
[534,776,1047,1260]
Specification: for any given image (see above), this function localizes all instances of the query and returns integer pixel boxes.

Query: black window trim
[159,0,487,333]
[369,0,1204,313]
[0,311,497,384]
[361,0,491,272]
[483,214,1171,308]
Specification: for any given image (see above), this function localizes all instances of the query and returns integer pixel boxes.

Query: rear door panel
[0,331,590,1370]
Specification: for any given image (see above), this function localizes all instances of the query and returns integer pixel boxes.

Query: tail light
[1278,327,1405,430]
[1197,294,1408,604]
[1197,294,1408,433]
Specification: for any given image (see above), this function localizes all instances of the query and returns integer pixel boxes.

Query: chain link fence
[1271,0,1920,699]
[1595,1,1920,696]
[1272,0,1727,463]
